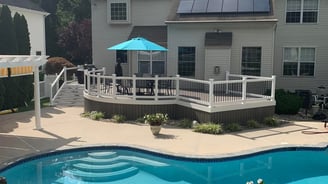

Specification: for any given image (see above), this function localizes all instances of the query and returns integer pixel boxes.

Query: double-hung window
[283,47,315,76]
[286,0,318,23]
[178,47,195,77]
[107,0,130,24]
[241,47,262,76]
[138,51,166,75]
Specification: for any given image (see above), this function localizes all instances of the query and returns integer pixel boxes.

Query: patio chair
[158,76,173,95]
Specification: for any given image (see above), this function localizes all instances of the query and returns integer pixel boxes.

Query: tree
[0,5,18,54]
[14,13,31,54]
[56,0,91,28]
[57,19,92,65]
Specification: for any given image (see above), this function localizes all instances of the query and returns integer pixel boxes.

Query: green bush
[223,123,243,132]
[81,111,104,121]
[177,118,193,128]
[275,89,302,114]
[193,123,223,134]
[112,114,126,123]
[246,120,261,129]
[263,116,279,127]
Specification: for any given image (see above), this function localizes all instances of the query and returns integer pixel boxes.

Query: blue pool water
[1,146,328,184]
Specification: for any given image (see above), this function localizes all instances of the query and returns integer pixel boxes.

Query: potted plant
[144,113,169,135]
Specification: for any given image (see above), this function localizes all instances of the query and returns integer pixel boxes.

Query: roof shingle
[0,0,46,12]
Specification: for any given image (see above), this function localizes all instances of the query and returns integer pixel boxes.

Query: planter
[150,125,161,135]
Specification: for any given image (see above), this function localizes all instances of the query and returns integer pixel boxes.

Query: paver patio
[1,106,328,168]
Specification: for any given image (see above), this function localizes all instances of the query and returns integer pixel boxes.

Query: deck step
[64,167,139,182]
[73,162,131,172]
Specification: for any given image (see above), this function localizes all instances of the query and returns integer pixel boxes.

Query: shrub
[112,114,126,123]
[263,116,279,127]
[44,57,76,75]
[224,123,243,132]
[193,123,223,134]
[177,118,193,128]
[246,120,261,129]
[81,111,104,121]
[275,89,302,114]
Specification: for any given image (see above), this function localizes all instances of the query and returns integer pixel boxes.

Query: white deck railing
[84,71,276,109]
[49,66,79,105]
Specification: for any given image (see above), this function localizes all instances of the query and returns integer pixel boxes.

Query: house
[91,0,327,93]
[0,0,49,55]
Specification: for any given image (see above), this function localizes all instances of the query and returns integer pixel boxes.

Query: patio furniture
[158,78,173,95]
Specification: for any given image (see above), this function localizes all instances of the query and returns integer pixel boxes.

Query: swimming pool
[0,145,328,184]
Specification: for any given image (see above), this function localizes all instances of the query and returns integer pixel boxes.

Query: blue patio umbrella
[107,37,167,51]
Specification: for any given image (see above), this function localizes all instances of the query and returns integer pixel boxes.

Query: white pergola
[0,55,48,130]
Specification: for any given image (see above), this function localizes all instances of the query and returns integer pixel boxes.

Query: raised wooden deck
[84,71,276,124]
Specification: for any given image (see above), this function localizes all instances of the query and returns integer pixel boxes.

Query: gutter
[165,19,278,24]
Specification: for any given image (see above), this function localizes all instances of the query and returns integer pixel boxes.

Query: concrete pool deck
[1,106,328,167]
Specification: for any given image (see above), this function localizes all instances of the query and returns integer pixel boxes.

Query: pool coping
[1,142,328,172]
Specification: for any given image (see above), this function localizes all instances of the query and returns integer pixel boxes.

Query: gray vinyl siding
[274,0,328,92]
[91,0,172,75]
[167,22,275,80]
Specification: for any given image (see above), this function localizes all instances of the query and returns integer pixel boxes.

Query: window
[138,51,166,75]
[116,50,127,63]
[286,0,318,23]
[283,47,315,76]
[178,47,195,77]
[241,47,261,76]
[107,0,130,23]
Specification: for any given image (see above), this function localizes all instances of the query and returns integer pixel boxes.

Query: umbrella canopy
[107,37,167,51]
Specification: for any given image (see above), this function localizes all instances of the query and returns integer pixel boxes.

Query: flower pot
[150,125,161,135]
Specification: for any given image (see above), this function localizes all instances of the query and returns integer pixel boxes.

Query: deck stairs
[54,151,170,183]
[52,81,84,107]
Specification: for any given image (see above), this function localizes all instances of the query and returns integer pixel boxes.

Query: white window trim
[137,51,167,75]
[107,0,131,24]
[282,46,316,77]
[285,0,320,24]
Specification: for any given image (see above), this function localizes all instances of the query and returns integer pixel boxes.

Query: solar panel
[177,0,271,14]
[238,0,254,12]
[206,0,223,13]
[192,0,208,13]
[222,0,238,13]
[177,0,195,13]
[254,0,270,12]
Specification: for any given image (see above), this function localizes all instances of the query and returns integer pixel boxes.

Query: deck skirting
[84,97,274,124]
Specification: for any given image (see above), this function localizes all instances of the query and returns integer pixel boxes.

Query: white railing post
[209,79,214,108]
[155,75,159,101]
[242,76,247,103]
[132,74,136,100]
[84,69,87,91]
[92,68,95,84]
[102,67,106,75]
[176,75,180,99]
[271,75,276,101]
[55,73,59,92]
[225,71,230,94]
[87,70,91,94]
[112,74,117,97]
[63,66,67,82]
[97,73,101,97]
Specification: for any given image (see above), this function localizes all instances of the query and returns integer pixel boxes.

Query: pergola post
[33,66,42,130]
